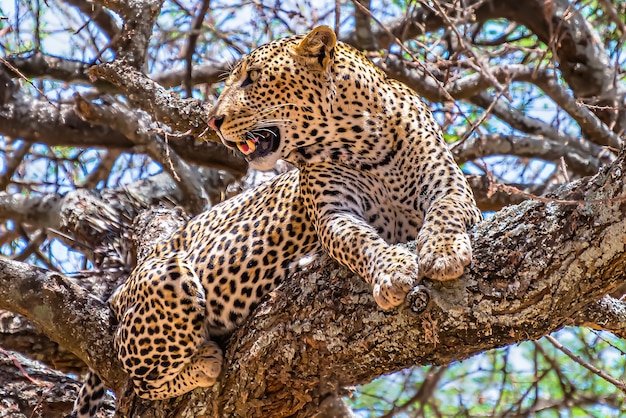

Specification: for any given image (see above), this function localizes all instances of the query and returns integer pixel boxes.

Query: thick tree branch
[193,149,626,417]
[0,90,247,176]
[3,144,626,415]
[90,0,164,67]
[0,355,107,418]
[3,52,103,86]
[0,258,124,389]
[1,51,230,93]
[453,134,601,176]
[88,61,221,144]
[575,296,626,340]
[0,310,85,374]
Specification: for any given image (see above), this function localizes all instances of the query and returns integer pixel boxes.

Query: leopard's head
[207,26,341,170]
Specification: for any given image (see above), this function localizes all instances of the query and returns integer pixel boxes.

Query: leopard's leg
[112,256,217,400]
[132,340,223,400]
[301,164,418,310]
[416,195,482,281]
[70,370,105,418]
[401,116,483,281]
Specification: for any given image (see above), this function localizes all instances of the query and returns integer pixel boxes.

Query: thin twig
[545,335,626,393]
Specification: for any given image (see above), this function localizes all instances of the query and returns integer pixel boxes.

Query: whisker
[254,119,292,125]
[217,70,231,81]
[260,103,297,115]
[252,120,292,130]
[252,127,280,138]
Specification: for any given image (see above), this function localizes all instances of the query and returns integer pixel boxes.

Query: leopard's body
[72,26,481,417]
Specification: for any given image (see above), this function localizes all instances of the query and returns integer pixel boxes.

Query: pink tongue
[240,143,250,153]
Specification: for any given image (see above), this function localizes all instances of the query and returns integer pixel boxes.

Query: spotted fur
[72,26,481,416]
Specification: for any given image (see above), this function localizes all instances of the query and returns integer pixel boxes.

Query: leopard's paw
[135,341,223,400]
[193,341,223,386]
[417,231,472,281]
[372,245,419,310]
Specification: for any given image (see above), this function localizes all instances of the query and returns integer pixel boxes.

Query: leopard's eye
[241,69,260,88]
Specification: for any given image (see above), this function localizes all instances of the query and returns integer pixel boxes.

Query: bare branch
[465,175,554,213]
[181,0,212,97]
[74,95,210,214]
[0,91,247,176]
[454,134,602,176]
[90,0,164,67]
[469,92,609,157]
[62,0,121,42]
[349,0,615,99]
[382,57,618,154]
[545,335,626,392]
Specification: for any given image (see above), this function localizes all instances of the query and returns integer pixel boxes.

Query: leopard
[72,26,481,417]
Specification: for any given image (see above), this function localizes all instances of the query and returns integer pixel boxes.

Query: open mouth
[224,127,280,159]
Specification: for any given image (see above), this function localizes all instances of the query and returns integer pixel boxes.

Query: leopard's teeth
[236,142,249,154]
[245,139,257,153]
[236,140,257,155]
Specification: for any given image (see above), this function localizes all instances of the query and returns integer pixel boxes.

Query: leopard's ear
[294,26,337,71]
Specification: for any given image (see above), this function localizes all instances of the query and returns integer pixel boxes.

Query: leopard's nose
[208,115,224,131]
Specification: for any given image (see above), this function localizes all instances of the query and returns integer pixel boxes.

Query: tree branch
[348,0,615,100]
[90,0,164,67]
[195,149,626,417]
[153,63,226,89]
[0,310,85,374]
[4,144,626,414]
[0,90,247,177]
[3,52,101,85]
[382,56,617,157]
[0,354,111,418]
[74,95,211,214]
[453,134,602,176]
[466,175,555,212]
[88,61,221,144]
[62,0,121,43]
[0,258,124,389]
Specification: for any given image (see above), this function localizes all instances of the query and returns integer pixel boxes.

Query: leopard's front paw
[372,245,419,310]
[193,341,223,386]
[417,231,472,281]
